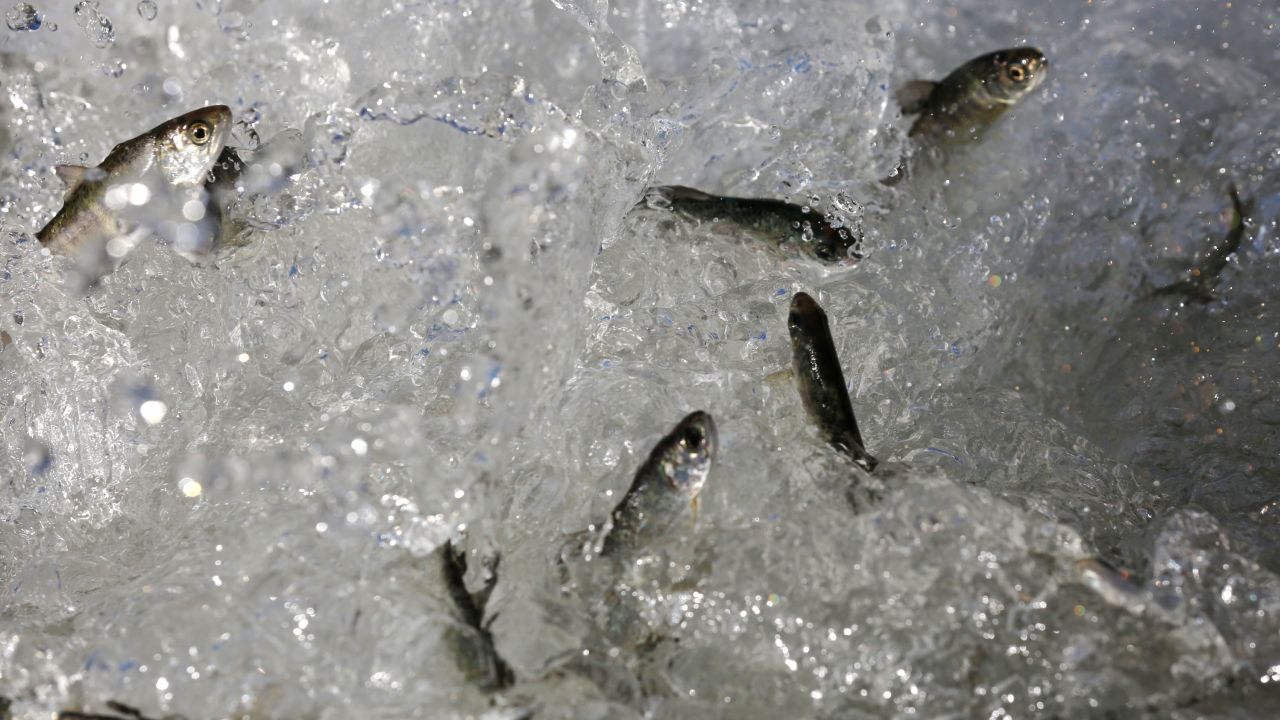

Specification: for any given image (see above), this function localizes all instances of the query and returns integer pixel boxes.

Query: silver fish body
[897,47,1049,142]
[788,292,877,472]
[36,105,232,263]
[600,411,718,559]
[640,186,863,264]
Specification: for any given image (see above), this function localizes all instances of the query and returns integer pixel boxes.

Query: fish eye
[679,426,706,449]
[1009,65,1027,82]
[189,122,212,145]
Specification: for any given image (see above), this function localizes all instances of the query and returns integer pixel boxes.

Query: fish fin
[661,185,717,202]
[895,80,938,115]
[690,495,699,524]
[55,164,89,194]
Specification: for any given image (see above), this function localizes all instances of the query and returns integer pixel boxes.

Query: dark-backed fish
[600,411,718,559]
[37,106,232,258]
[1151,185,1250,303]
[788,292,877,472]
[897,47,1049,142]
[639,185,863,264]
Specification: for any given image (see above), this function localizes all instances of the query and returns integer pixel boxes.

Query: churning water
[1,0,1278,717]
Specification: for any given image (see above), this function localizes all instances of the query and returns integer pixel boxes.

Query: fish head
[656,411,718,499]
[151,105,233,186]
[788,291,829,337]
[981,47,1049,103]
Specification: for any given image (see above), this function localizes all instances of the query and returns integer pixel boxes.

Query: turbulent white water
[1,0,1278,717]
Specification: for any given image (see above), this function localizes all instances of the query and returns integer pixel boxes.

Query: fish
[638,185,864,264]
[788,292,878,472]
[35,105,232,269]
[600,411,718,559]
[1151,185,1250,303]
[438,539,516,692]
[56,700,179,720]
[896,47,1050,142]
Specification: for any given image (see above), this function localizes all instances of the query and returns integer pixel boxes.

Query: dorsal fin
[55,165,89,196]
[895,80,938,115]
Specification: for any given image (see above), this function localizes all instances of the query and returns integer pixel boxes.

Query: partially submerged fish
[788,292,878,472]
[600,411,718,559]
[438,540,515,692]
[1151,185,1250,303]
[897,47,1049,142]
[638,185,864,264]
[57,700,180,720]
[36,105,232,269]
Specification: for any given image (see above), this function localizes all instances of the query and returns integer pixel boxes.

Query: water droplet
[100,58,126,78]
[5,3,40,31]
[136,0,156,20]
[73,0,114,48]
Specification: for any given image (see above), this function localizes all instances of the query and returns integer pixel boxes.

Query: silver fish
[639,186,864,264]
[788,292,877,471]
[600,411,718,559]
[897,47,1050,142]
[36,105,232,270]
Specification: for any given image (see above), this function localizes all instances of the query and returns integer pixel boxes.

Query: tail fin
[637,185,717,210]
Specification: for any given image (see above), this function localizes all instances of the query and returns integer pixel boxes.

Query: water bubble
[100,58,126,78]
[73,0,114,48]
[136,0,156,21]
[5,3,40,31]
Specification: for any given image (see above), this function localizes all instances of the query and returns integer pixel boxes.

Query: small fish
[639,185,863,264]
[600,411,718,559]
[36,105,232,269]
[788,292,877,472]
[1151,185,1250,303]
[897,47,1050,142]
[439,540,515,692]
[57,700,180,720]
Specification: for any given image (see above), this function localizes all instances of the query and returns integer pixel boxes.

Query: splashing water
[0,0,1278,717]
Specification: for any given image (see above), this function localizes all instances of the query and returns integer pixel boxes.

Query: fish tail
[639,184,719,209]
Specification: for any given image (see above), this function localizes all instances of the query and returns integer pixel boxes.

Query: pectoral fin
[895,80,938,115]
[55,164,89,195]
